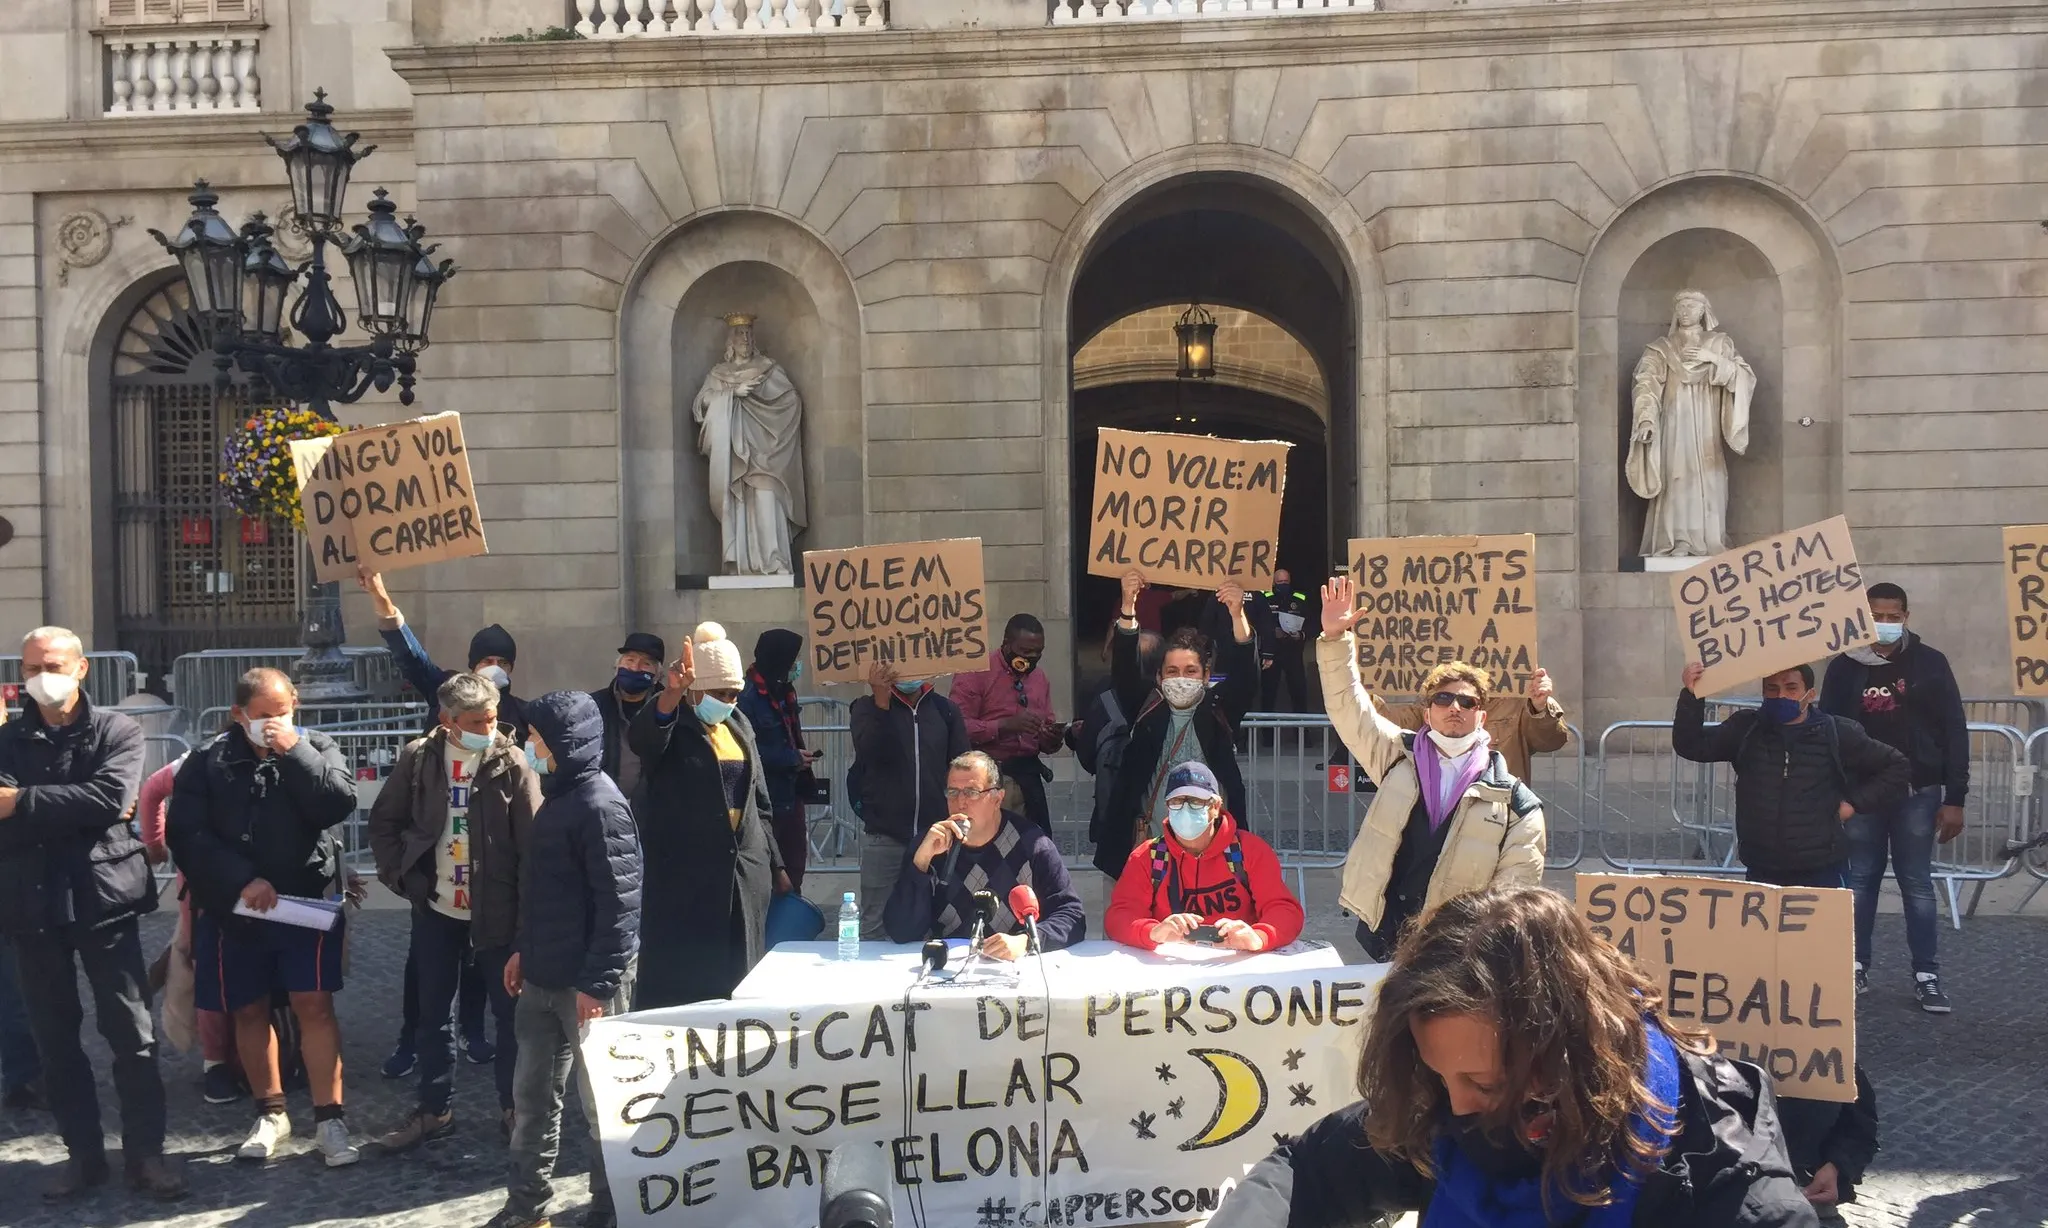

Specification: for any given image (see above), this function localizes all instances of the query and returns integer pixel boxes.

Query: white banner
[584,943,1385,1228]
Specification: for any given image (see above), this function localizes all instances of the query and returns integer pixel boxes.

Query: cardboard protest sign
[1669,516,1869,696]
[290,412,487,583]
[1086,428,1290,590]
[1346,534,1538,696]
[1577,873,1855,1102]
[2001,525,2048,695]
[585,947,1381,1228]
[802,538,986,684]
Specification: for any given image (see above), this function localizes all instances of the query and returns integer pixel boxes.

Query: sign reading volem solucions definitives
[2001,525,2048,696]
[1668,515,1869,697]
[1086,428,1291,590]
[803,538,987,684]
[1345,534,1538,697]
[290,411,487,583]
[1577,873,1856,1103]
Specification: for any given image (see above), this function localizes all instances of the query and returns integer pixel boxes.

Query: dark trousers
[399,930,488,1048]
[1746,864,1847,889]
[0,941,41,1093]
[11,918,167,1161]
[1261,644,1310,712]
[506,964,636,1221]
[411,905,518,1115]
[1001,755,1052,833]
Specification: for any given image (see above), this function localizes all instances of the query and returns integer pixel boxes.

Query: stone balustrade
[1054,0,1374,19]
[573,0,887,33]
[102,34,262,114]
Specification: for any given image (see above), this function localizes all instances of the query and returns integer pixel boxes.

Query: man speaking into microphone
[883,751,1084,958]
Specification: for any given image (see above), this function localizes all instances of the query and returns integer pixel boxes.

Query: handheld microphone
[1007,883,1043,955]
[820,1141,893,1228]
[930,816,972,940]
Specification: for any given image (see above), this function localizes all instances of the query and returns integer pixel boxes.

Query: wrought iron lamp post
[151,90,457,702]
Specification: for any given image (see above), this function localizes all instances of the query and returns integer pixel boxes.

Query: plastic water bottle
[837,891,860,961]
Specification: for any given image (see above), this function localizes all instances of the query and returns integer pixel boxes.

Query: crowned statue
[693,313,809,575]
[1625,289,1756,558]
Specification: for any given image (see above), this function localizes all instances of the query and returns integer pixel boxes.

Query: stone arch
[1073,304,1329,419]
[616,207,862,632]
[1040,144,1389,630]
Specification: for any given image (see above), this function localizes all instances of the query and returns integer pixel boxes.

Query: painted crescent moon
[1180,1048,1269,1151]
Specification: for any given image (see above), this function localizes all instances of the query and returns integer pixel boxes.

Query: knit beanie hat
[468,624,517,669]
[692,622,745,691]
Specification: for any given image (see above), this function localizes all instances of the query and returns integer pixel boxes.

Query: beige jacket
[1319,633,1547,930]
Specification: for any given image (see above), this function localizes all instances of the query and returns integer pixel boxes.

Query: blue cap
[1163,761,1222,805]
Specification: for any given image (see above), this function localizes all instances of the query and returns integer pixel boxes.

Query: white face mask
[477,664,511,690]
[1161,677,1206,710]
[1426,727,1488,758]
[243,717,276,748]
[23,670,79,709]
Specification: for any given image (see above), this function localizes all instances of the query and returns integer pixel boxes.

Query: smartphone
[1187,925,1222,945]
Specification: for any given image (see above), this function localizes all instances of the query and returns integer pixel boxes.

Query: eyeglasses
[1429,691,1480,711]
[943,786,996,800]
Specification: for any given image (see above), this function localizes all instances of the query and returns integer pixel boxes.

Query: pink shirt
[950,653,1057,761]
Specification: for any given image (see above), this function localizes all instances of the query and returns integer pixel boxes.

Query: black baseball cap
[618,632,666,661]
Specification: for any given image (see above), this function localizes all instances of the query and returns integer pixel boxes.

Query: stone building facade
[3,0,2044,726]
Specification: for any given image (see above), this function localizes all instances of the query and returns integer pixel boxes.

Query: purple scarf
[1412,729,1493,832]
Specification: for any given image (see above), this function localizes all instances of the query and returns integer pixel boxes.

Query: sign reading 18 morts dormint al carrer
[1086,428,1291,590]
[290,411,487,584]
[1667,515,1869,697]
[802,538,987,684]
[1345,534,1538,697]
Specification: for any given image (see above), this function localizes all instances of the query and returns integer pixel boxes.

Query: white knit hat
[692,621,745,691]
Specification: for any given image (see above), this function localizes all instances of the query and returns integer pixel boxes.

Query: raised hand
[1320,575,1364,637]
[1681,661,1705,694]
[1217,582,1245,616]
[657,641,696,714]
[1120,570,1147,615]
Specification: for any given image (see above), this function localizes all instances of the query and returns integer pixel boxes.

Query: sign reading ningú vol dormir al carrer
[802,538,987,684]
[1667,516,1869,697]
[289,411,487,584]
[1086,428,1291,590]
[1345,534,1538,697]
[583,956,1382,1228]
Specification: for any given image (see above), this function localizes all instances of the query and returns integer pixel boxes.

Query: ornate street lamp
[149,90,458,702]
[1175,302,1218,380]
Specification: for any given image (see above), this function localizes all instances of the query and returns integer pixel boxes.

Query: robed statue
[693,313,809,574]
[1625,289,1755,557]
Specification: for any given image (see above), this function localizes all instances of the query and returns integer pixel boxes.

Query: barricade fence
[1,650,141,709]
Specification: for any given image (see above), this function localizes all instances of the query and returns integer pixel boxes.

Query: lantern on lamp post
[1175,302,1218,380]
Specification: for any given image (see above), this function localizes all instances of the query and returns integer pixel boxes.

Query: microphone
[1008,883,1043,955]
[918,939,948,982]
[967,889,998,951]
[820,1141,893,1228]
[930,816,971,940]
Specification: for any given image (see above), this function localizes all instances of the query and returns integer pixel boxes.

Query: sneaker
[124,1154,188,1201]
[1853,965,1869,995]
[464,1033,497,1065]
[480,1210,551,1228]
[316,1117,361,1168]
[381,1043,417,1080]
[375,1108,455,1153]
[237,1110,292,1161]
[1915,973,1952,1014]
[203,1064,249,1105]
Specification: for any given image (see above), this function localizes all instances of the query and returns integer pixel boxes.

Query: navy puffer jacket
[517,690,643,1001]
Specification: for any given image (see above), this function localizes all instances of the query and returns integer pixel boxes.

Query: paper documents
[234,893,344,932]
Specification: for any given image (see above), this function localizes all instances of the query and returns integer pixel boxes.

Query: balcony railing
[1055,0,1374,18]
[102,35,262,114]
[574,0,886,33]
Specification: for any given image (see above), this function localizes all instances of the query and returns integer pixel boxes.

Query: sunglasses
[1429,691,1480,711]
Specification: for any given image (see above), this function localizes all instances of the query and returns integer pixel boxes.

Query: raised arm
[1313,576,1413,787]
[1671,668,1747,764]
[360,565,448,700]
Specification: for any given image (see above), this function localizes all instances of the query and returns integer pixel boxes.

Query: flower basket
[219,405,343,532]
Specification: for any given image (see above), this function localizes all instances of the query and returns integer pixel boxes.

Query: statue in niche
[693,313,809,574]
[1625,289,1755,557]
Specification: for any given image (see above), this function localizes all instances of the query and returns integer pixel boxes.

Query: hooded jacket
[0,697,153,934]
[517,690,642,1001]
[1672,691,1910,878]
[1819,630,1969,806]
[1094,623,1259,876]
[367,726,541,952]
[848,687,970,842]
[1208,1047,1818,1228]
[166,724,358,924]
[1104,813,1304,951]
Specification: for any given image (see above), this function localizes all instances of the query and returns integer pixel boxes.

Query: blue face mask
[695,696,737,726]
[894,681,925,697]
[616,667,656,695]
[1167,802,1213,843]
[526,744,552,776]
[790,661,804,682]
[454,728,493,753]
[1873,621,1905,645]
[1758,696,1805,726]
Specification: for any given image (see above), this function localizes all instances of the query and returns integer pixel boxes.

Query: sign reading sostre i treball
[1346,534,1539,696]
[1577,874,1856,1102]
[1668,516,1869,697]
[802,538,987,684]
[1086,428,1290,590]
[290,412,486,583]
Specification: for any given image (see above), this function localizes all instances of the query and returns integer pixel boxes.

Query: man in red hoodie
[1106,762,1304,952]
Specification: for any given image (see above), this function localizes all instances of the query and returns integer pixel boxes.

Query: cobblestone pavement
[2,877,2043,1228]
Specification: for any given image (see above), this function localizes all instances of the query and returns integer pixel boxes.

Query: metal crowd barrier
[2017,728,2048,912]
[0,651,142,708]
[169,646,412,716]
[195,701,429,735]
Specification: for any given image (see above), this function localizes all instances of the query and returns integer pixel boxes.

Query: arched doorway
[104,277,302,687]
[1064,175,1357,702]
